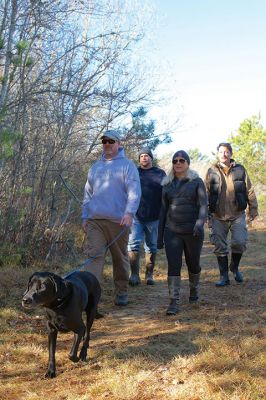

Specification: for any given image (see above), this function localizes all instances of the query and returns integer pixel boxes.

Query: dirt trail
[94,229,265,347]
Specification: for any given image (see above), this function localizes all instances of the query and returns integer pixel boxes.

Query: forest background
[0,0,265,266]
[0,3,265,399]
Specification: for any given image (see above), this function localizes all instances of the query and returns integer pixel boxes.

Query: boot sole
[129,281,141,286]
[215,282,230,287]
[189,298,199,304]
[129,276,141,286]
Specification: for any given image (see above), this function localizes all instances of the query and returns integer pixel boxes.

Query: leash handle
[63,226,128,278]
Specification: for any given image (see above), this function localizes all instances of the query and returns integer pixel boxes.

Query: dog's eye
[36,283,44,292]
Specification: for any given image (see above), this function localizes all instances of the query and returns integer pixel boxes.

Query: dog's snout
[22,296,33,308]
[22,296,31,303]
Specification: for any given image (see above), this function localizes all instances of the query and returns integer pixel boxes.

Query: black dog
[22,271,101,378]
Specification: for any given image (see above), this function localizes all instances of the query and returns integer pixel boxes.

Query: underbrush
[0,230,265,400]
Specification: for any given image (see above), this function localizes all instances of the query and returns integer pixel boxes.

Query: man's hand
[157,240,164,250]
[247,209,258,223]
[193,219,204,237]
[207,214,213,228]
[82,219,89,233]
[120,213,133,227]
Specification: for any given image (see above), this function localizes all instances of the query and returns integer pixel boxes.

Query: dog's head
[22,272,68,309]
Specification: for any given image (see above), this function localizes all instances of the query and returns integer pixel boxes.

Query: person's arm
[121,162,141,226]
[193,179,208,237]
[82,170,93,231]
[204,168,213,228]
[245,171,259,221]
[157,187,169,248]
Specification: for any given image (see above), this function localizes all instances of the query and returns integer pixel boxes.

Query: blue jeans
[128,218,159,254]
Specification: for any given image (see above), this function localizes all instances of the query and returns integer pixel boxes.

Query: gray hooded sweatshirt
[82,148,141,223]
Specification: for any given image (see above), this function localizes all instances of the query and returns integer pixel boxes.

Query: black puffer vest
[208,162,247,212]
[162,172,206,234]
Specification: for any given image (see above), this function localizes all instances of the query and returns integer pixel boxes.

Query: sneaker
[114,294,128,306]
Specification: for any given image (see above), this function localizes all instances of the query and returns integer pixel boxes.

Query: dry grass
[0,227,265,400]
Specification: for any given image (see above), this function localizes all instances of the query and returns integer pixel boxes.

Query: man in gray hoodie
[82,130,141,306]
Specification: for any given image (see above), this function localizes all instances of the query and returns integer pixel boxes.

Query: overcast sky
[149,0,266,157]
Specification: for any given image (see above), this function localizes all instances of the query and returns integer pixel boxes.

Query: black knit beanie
[138,147,153,160]
[172,150,190,165]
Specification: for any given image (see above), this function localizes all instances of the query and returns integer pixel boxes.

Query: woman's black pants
[164,227,204,276]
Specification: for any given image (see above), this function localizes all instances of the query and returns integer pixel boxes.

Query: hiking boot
[128,251,141,286]
[145,253,156,285]
[189,271,200,303]
[114,294,128,306]
[215,256,230,287]
[166,299,179,315]
[234,270,243,282]
[229,252,244,283]
[166,276,180,315]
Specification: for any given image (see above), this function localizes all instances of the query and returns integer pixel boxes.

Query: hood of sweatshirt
[100,147,125,161]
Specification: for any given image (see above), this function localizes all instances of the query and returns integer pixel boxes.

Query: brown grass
[0,227,265,400]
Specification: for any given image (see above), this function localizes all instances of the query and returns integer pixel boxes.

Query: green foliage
[0,128,22,159]
[0,75,7,84]
[124,107,172,153]
[0,243,30,267]
[257,193,266,214]
[16,40,30,54]
[20,187,33,195]
[229,115,266,184]
[11,55,22,67]
[188,148,209,162]
[25,56,34,67]
[11,41,33,68]
[9,70,15,82]
[0,37,4,50]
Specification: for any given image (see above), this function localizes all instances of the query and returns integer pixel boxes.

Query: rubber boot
[166,276,181,315]
[215,256,230,287]
[145,253,156,285]
[128,251,141,286]
[189,271,200,303]
[229,253,243,282]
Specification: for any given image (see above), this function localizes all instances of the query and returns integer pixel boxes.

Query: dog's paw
[69,354,79,363]
[95,311,104,319]
[79,351,87,362]
[45,370,56,378]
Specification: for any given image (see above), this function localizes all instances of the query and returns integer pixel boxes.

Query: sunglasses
[101,138,116,144]
[172,158,186,164]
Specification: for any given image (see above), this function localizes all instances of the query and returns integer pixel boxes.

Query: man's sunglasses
[101,138,116,144]
[172,158,186,164]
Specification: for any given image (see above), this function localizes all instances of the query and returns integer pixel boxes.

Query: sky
[149,0,266,157]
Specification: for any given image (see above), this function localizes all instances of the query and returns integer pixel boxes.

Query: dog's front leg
[69,325,85,363]
[45,323,57,378]
[79,306,96,361]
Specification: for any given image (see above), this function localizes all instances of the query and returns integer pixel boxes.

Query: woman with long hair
[158,150,207,315]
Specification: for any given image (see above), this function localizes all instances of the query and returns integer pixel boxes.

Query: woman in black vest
[158,150,208,315]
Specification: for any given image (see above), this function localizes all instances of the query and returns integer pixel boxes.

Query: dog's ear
[23,273,36,295]
[48,274,67,299]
